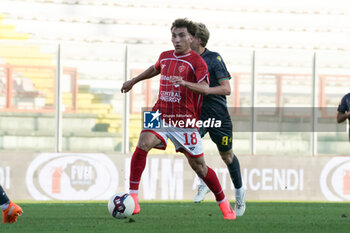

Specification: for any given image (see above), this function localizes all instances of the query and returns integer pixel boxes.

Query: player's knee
[137,132,161,151]
[136,139,152,152]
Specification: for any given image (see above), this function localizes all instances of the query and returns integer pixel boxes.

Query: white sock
[217,197,226,204]
[129,190,138,194]
[235,187,244,197]
[1,202,10,210]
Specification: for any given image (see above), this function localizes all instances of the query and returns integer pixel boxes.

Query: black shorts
[200,119,232,152]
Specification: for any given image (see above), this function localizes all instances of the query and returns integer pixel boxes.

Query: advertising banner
[1,152,349,201]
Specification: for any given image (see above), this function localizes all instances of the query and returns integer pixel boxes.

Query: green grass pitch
[1,201,349,233]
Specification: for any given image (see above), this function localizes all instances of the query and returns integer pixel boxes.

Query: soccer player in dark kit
[337,92,350,140]
[190,22,246,216]
[0,185,22,223]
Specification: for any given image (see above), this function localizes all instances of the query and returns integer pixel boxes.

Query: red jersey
[152,50,209,127]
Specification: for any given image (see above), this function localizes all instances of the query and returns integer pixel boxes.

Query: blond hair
[195,23,210,47]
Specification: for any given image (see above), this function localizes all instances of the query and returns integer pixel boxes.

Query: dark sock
[0,185,10,205]
[227,155,242,189]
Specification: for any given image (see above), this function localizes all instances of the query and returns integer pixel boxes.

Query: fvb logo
[52,160,97,194]
[320,157,350,201]
[26,153,118,200]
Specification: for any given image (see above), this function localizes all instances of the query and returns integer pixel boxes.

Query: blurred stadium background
[0,0,350,202]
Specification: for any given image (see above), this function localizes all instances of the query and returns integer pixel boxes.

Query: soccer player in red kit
[121,18,236,219]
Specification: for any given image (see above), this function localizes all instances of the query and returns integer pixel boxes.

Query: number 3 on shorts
[183,133,198,145]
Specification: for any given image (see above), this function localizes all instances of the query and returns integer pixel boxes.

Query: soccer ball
[108,193,135,219]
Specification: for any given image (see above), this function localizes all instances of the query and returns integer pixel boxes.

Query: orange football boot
[130,193,140,215]
[2,201,23,224]
[219,199,236,220]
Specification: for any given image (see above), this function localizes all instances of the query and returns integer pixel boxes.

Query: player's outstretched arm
[172,77,209,95]
[121,65,160,93]
[206,79,231,96]
[337,111,350,123]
